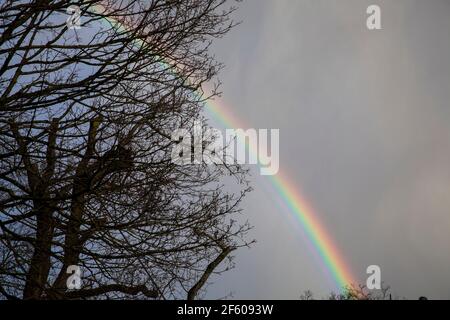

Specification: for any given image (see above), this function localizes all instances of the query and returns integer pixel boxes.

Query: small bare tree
[0,0,252,300]
[300,283,394,300]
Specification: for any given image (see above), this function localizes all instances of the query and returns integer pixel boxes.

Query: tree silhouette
[300,284,428,300]
[0,0,251,300]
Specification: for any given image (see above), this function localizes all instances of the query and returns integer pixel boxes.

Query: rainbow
[205,99,357,290]
[87,3,358,291]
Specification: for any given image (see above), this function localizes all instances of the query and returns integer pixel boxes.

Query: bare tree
[300,283,395,300]
[0,0,252,300]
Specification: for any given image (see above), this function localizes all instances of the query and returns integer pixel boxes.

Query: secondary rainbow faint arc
[90,3,358,290]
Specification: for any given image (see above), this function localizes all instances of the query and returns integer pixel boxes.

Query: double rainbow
[88,3,358,291]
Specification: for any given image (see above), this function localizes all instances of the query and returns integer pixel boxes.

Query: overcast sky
[204,0,450,299]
